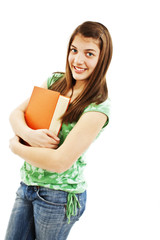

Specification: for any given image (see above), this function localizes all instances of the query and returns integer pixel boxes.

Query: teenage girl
[5,21,113,240]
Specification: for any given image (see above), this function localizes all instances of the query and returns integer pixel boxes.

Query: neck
[74,80,86,91]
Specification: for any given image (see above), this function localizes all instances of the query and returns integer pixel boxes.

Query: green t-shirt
[20,73,111,221]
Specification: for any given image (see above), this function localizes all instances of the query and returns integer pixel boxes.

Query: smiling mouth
[74,66,87,72]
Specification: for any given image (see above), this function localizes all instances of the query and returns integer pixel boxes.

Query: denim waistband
[20,182,84,224]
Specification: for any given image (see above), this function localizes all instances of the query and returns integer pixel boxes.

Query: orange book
[25,86,70,136]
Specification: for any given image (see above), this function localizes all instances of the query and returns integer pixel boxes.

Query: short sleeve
[83,98,111,128]
[47,73,64,89]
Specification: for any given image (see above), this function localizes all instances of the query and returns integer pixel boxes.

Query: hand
[9,135,21,154]
[25,129,60,149]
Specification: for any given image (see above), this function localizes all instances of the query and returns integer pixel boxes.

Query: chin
[72,73,89,81]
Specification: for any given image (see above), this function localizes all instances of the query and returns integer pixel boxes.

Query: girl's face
[68,34,100,83]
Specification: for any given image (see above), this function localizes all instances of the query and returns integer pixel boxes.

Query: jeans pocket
[36,187,67,207]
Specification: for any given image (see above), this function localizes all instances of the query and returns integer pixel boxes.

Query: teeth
[74,66,85,71]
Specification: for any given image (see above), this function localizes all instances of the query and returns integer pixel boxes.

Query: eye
[70,48,77,53]
[86,52,94,57]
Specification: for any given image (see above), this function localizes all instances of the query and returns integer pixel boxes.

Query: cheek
[89,59,99,71]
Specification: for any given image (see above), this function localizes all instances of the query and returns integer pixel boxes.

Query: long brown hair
[49,21,113,123]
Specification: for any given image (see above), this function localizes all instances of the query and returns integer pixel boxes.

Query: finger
[42,129,60,141]
[43,143,59,149]
[44,137,60,145]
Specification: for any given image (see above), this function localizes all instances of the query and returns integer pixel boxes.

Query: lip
[73,66,87,73]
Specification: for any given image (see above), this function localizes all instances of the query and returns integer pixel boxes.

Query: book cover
[25,86,70,136]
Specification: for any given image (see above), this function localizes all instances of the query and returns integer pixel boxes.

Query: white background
[0,0,160,239]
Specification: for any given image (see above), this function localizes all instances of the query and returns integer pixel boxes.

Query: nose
[74,53,84,65]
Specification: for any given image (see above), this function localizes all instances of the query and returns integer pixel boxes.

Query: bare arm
[9,111,107,173]
[9,80,60,148]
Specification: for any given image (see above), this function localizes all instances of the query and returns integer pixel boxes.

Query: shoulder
[47,72,65,89]
[83,98,111,128]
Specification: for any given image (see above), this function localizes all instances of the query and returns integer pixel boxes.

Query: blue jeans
[5,182,86,240]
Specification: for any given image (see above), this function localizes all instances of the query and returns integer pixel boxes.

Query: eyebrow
[71,44,97,52]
